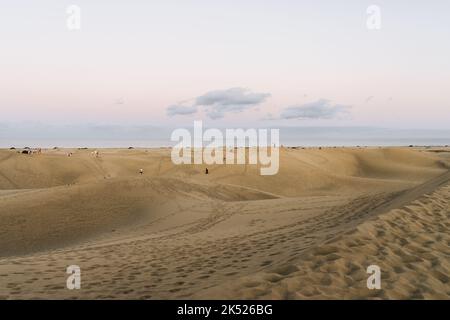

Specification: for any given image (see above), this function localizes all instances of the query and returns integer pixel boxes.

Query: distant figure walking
[139,169,144,175]
[205,168,209,174]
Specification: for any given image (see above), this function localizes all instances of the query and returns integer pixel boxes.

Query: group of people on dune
[19,147,41,155]
[16,148,211,177]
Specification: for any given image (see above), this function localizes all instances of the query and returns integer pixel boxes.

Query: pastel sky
[1,0,449,129]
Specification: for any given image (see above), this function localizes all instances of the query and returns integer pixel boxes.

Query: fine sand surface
[0,147,449,299]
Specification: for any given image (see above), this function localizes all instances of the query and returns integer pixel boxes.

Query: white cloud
[167,87,270,119]
[280,99,351,120]
[166,104,198,116]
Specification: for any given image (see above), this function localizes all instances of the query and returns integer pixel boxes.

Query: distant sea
[1,125,449,148]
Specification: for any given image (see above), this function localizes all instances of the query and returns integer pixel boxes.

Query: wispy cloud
[115,98,125,105]
[365,96,374,103]
[166,104,198,116]
[279,99,351,120]
[167,87,270,119]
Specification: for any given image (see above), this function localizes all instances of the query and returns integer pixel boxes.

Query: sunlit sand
[0,146,449,299]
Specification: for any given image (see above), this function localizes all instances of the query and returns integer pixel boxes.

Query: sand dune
[0,147,448,299]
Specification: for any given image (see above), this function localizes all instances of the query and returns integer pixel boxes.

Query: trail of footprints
[198,184,450,299]
[0,186,448,299]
